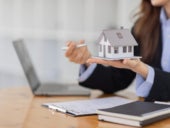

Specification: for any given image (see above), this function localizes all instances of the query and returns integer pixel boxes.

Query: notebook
[42,96,132,116]
[13,39,90,96]
[97,101,170,127]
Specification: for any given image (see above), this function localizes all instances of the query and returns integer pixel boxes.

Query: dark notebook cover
[97,101,170,119]
[97,101,170,127]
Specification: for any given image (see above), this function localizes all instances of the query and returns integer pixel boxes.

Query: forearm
[131,61,149,79]
[146,68,170,101]
[80,64,136,93]
[79,63,97,82]
[136,66,155,97]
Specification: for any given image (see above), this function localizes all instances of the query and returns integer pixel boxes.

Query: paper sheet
[42,96,133,116]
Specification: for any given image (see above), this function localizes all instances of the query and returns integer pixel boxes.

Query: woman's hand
[87,58,149,79]
[65,40,91,66]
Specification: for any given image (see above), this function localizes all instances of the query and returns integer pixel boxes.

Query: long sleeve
[145,68,170,101]
[136,66,155,97]
[79,64,136,93]
[78,64,97,82]
[145,8,170,101]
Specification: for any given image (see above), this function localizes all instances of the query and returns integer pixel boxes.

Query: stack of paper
[42,96,132,116]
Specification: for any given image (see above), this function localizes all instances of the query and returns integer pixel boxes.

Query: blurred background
[0,0,140,91]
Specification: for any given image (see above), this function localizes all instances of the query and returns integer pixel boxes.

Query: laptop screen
[13,39,40,92]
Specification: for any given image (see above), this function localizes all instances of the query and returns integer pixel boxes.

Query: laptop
[13,39,91,96]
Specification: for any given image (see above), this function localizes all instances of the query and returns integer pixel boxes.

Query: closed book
[97,101,170,127]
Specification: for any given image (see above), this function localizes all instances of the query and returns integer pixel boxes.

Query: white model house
[97,28,138,59]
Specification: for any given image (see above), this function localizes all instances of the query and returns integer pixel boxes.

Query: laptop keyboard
[35,83,90,95]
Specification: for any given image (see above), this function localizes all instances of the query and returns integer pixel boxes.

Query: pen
[48,105,67,113]
[61,44,87,50]
[154,101,170,105]
[48,105,57,111]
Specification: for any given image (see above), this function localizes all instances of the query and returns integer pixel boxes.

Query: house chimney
[120,26,124,29]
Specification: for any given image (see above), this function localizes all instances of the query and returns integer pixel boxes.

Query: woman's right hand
[65,40,91,66]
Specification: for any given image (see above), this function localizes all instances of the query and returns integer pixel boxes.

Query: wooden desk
[0,86,170,128]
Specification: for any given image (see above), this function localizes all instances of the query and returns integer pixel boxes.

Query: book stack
[96,101,170,127]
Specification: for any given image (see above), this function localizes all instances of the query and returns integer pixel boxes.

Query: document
[42,96,132,116]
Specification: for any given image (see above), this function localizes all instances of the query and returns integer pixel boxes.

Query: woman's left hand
[87,58,140,70]
[87,57,149,79]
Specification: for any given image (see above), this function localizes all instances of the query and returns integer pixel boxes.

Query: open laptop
[13,39,91,96]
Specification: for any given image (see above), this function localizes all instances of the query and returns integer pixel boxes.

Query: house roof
[97,28,138,46]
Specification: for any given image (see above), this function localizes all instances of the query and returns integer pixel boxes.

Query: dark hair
[134,0,161,63]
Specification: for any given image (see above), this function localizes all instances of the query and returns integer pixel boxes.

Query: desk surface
[0,86,170,128]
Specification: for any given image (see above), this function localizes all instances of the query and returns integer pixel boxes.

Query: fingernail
[86,59,91,64]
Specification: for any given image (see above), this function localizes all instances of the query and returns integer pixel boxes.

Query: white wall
[0,0,141,87]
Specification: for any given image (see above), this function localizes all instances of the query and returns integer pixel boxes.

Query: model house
[97,28,138,59]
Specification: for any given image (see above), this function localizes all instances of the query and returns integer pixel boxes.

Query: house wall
[98,36,135,59]
[98,46,104,57]
[98,36,108,57]
[105,43,113,58]
[106,46,134,59]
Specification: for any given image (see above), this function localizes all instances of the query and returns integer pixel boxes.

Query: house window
[123,46,127,53]
[108,46,111,53]
[128,46,132,52]
[114,47,119,54]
